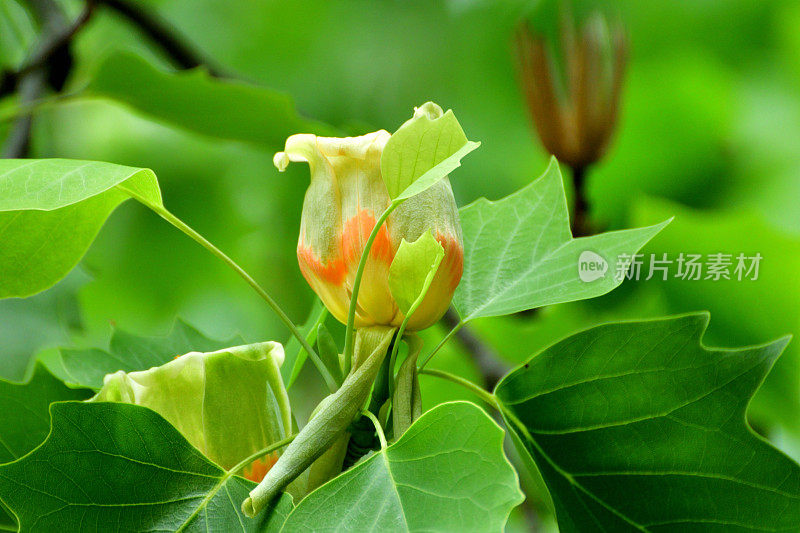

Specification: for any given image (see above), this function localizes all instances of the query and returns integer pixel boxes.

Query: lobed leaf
[495,314,800,531]
[47,319,242,390]
[453,158,668,321]
[282,401,523,532]
[0,365,90,529]
[0,402,293,532]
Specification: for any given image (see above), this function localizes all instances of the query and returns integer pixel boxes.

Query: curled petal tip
[413,101,444,120]
[273,151,290,172]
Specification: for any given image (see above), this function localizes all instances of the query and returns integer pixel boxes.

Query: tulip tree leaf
[0,365,91,465]
[46,319,242,390]
[381,101,480,200]
[388,230,445,316]
[453,158,669,321]
[87,52,336,146]
[495,314,800,532]
[0,365,91,529]
[0,402,293,532]
[282,401,523,531]
[0,158,163,299]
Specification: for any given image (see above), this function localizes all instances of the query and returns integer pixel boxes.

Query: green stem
[361,409,387,450]
[130,195,338,392]
[342,200,403,373]
[229,434,297,476]
[417,319,464,370]
[418,368,497,407]
[387,323,408,397]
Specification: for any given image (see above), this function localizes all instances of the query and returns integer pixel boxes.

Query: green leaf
[453,158,669,321]
[49,319,242,390]
[282,401,523,531]
[388,230,445,316]
[380,101,480,200]
[495,314,800,531]
[87,52,336,147]
[282,299,328,388]
[0,402,292,532]
[0,269,88,382]
[632,196,800,435]
[0,365,90,465]
[316,324,343,386]
[90,341,291,472]
[0,365,91,530]
[0,0,36,71]
[0,158,162,298]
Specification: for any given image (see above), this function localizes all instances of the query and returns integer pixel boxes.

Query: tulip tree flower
[273,103,466,332]
[90,342,291,481]
[243,103,478,518]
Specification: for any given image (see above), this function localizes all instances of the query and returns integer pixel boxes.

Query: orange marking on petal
[436,232,464,291]
[342,210,394,266]
[297,242,347,286]
[242,452,279,483]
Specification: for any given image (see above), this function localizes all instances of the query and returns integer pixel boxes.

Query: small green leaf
[282,401,523,531]
[49,319,242,390]
[0,402,293,532]
[495,314,800,531]
[453,158,668,321]
[388,230,445,317]
[0,158,163,298]
[283,300,328,388]
[316,324,343,386]
[90,341,291,472]
[87,52,336,146]
[381,101,479,200]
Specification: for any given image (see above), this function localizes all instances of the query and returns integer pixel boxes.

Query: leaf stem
[342,200,403,373]
[229,434,297,476]
[129,194,338,392]
[418,368,497,407]
[417,319,464,370]
[361,409,387,450]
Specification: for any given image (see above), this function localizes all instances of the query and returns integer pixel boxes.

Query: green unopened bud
[243,326,396,518]
[90,342,291,478]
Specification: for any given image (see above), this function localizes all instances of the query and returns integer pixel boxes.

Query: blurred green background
[3,0,800,529]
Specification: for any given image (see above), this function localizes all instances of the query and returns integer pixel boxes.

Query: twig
[98,0,226,76]
[2,0,74,158]
[441,308,509,390]
[16,1,96,80]
[570,165,591,237]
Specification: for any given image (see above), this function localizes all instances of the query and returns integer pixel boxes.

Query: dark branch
[570,164,591,237]
[442,308,509,390]
[98,0,225,76]
[2,0,85,158]
[16,1,95,80]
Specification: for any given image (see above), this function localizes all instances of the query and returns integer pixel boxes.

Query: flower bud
[274,119,463,331]
[515,7,627,169]
[89,342,291,480]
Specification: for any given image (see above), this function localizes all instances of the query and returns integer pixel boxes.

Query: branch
[441,308,509,390]
[15,1,96,80]
[2,0,87,158]
[98,0,226,77]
